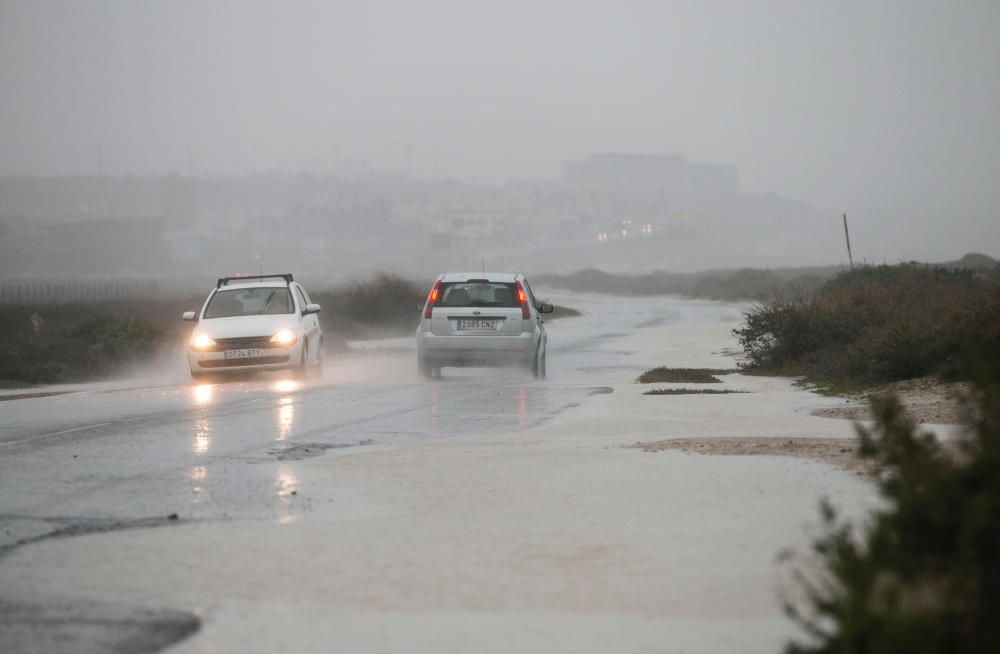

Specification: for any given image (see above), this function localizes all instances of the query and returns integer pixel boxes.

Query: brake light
[424,280,442,319]
[514,280,530,318]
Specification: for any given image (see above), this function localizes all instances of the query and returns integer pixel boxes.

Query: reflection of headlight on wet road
[277,397,294,441]
[193,384,214,405]
[191,334,216,351]
[270,329,297,346]
[274,379,299,393]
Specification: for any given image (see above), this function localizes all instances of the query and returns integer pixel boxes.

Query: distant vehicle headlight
[271,329,297,346]
[191,334,216,351]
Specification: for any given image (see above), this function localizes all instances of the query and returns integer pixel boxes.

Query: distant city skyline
[2,1,999,262]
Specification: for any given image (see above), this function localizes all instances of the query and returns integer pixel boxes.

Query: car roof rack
[216,273,293,288]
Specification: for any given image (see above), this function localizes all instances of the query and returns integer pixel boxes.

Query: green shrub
[637,367,732,383]
[643,388,746,395]
[535,266,835,301]
[783,357,1000,653]
[0,309,169,384]
[311,271,425,339]
[76,316,162,362]
[735,264,1000,387]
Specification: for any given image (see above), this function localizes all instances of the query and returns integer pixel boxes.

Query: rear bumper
[416,332,537,367]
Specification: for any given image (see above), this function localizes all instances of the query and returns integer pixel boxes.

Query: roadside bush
[0,308,169,384]
[74,316,162,363]
[735,264,1000,388]
[535,266,834,301]
[637,367,731,383]
[311,271,426,339]
[783,356,1000,653]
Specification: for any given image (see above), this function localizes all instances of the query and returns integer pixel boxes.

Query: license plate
[224,348,262,360]
[457,319,500,330]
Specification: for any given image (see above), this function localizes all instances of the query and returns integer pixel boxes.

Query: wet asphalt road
[0,294,741,529]
[0,376,589,525]
[0,294,746,652]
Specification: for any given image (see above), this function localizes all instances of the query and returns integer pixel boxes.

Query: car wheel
[534,348,547,379]
[418,352,435,379]
[293,343,309,379]
[311,338,324,379]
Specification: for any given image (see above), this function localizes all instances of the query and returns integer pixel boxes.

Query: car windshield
[203,287,294,318]
[439,282,519,307]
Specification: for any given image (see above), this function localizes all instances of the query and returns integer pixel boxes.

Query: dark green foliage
[784,358,1000,654]
[637,367,734,383]
[536,266,834,301]
[310,271,426,339]
[0,306,172,384]
[735,264,1000,387]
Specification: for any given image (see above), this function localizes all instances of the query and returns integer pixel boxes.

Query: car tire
[293,344,309,379]
[418,354,435,379]
[310,337,324,379]
[532,345,546,379]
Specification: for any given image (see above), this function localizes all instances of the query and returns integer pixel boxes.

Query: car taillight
[423,280,442,319]
[514,280,530,319]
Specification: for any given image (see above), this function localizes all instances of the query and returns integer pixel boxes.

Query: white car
[415,272,552,378]
[183,274,323,379]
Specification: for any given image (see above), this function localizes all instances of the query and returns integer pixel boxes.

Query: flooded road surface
[0,293,876,654]
[0,293,743,524]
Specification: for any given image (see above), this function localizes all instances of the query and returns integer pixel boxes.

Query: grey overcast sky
[2,1,999,221]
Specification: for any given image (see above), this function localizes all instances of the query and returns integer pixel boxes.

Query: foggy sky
[2,0,999,260]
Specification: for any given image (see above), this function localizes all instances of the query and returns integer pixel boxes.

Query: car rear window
[438,282,518,307]
[204,287,294,318]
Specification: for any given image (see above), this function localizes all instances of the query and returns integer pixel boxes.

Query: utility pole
[843,213,854,269]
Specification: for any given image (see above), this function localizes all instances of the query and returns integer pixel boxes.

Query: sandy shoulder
[812,377,972,425]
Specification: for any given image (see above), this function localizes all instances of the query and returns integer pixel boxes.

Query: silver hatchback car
[416,272,553,378]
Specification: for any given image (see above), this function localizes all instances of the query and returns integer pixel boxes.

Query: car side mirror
[539,304,554,314]
[416,304,424,312]
[182,311,197,321]
[303,303,321,315]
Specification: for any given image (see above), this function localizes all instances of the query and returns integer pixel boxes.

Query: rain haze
[1,0,998,276]
[3,4,1000,654]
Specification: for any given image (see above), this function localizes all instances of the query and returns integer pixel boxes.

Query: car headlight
[191,334,216,351]
[271,329,297,346]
